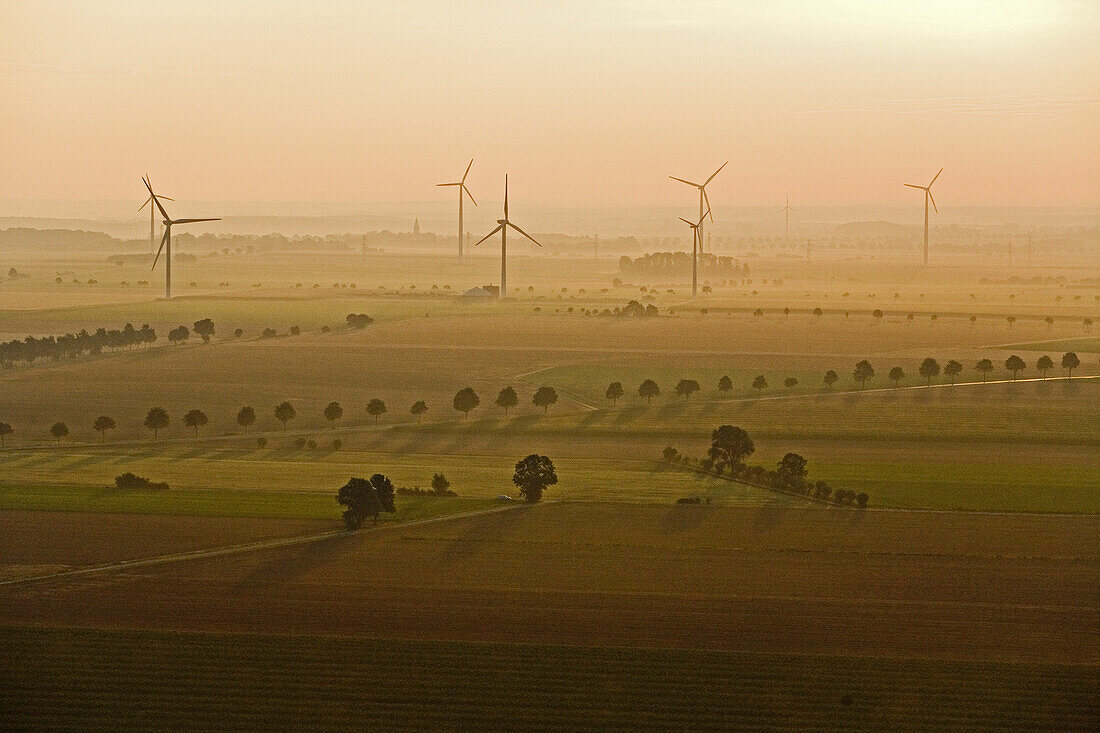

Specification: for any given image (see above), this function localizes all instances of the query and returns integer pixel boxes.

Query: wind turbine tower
[679,209,708,298]
[780,196,794,244]
[670,161,726,254]
[142,176,219,300]
[904,168,942,266]
[474,175,541,300]
[437,159,477,260]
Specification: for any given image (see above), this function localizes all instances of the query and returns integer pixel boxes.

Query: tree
[783,377,798,390]
[453,387,480,418]
[813,307,823,318]
[872,309,883,323]
[888,366,904,387]
[918,357,940,385]
[532,386,558,414]
[823,370,838,390]
[167,325,190,345]
[944,360,963,385]
[512,454,558,503]
[975,358,994,383]
[495,386,519,415]
[0,421,12,447]
[431,473,451,495]
[237,405,257,433]
[183,409,208,436]
[853,360,874,390]
[50,421,69,445]
[1061,351,1080,377]
[336,474,396,529]
[605,381,624,405]
[674,379,700,399]
[1004,354,1026,381]
[717,375,733,394]
[708,425,754,473]
[776,452,808,486]
[274,401,296,428]
[751,375,768,393]
[323,401,344,427]
[193,318,215,343]
[366,398,387,423]
[144,407,169,440]
[638,379,660,404]
[92,415,116,441]
[1036,355,1054,378]
[410,400,428,423]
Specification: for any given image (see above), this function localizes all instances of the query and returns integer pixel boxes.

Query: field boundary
[0,501,529,588]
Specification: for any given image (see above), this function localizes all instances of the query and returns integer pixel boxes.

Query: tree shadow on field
[841,393,861,406]
[60,453,116,470]
[659,504,714,534]
[111,448,166,465]
[176,447,211,460]
[440,503,533,566]
[1056,380,1081,398]
[506,414,542,432]
[577,409,607,429]
[657,401,687,421]
[698,401,719,420]
[232,532,361,589]
[614,406,645,425]
[751,504,786,533]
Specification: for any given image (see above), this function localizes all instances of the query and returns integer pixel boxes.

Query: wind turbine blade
[929,167,943,187]
[904,183,925,190]
[462,158,473,184]
[504,174,509,219]
[462,184,478,207]
[928,191,938,214]
[705,161,728,185]
[697,209,710,226]
[139,197,150,212]
[172,218,220,225]
[679,217,693,225]
[151,228,169,270]
[507,222,541,247]
[436,182,461,187]
[669,176,701,187]
[703,190,713,221]
[142,176,171,221]
[473,224,504,247]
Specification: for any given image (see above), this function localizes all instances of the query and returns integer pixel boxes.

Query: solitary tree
[144,407,169,440]
[813,307,823,318]
[783,377,798,391]
[512,454,558,503]
[495,386,519,415]
[674,379,700,399]
[944,360,963,385]
[183,409,208,436]
[50,421,69,445]
[638,379,660,404]
[1036,355,1054,378]
[237,405,257,433]
[872,309,883,323]
[918,357,941,385]
[323,401,344,427]
[1005,354,1026,381]
[92,415,116,441]
[888,366,905,387]
[823,370,839,390]
[1061,351,1080,377]
[751,375,768,393]
[410,400,428,423]
[532,386,558,414]
[0,421,12,447]
[193,318,215,343]
[708,425,755,473]
[776,452,808,487]
[853,360,874,390]
[605,381,624,405]
[366,398,387,423]
[431,473,451,495]
[274,401,297,428]
[975,358,994,383]
[717,375,733,394]
[453,387,480,419]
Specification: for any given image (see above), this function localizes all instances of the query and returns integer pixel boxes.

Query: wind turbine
[436,159,477,260]
[904,168,942,266]
[669,161,726,254]
[142,176,219,299]
[779,196,794,245]
[679,209,709,298]
[138,182,173,255]
[473,175,540,300]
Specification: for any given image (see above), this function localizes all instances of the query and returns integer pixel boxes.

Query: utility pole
[594,234,598,262]
[806,239,811,263]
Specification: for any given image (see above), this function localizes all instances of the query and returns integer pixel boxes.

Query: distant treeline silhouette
[0,323,157,366]
[618,252,749,277]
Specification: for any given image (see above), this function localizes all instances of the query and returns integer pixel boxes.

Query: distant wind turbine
[679,209,709,298]
[142,176,219,299]
[437,159,477,260]
[779,196,794,244]
[670,161,726,253]
[473,175,540,300]
[904,168,942,266]
[138,181,173,255]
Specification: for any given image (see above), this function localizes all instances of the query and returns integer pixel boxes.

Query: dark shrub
[257,436,268,448]
[332,439,342,450]
[294,437,307,449]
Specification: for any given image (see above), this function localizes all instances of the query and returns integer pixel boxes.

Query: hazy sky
[2,0,1098,209]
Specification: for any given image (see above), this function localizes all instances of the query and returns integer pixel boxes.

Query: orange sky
[1,1,1097,208]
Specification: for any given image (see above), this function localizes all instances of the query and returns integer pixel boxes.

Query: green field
[998,336,1100,352]
[2,627,1095,731]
